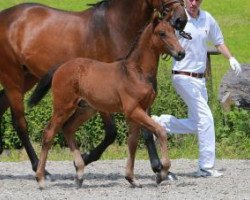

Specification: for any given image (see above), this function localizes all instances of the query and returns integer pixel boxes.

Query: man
[152,0,241,177]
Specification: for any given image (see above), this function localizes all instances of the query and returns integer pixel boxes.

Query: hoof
[155,170,168,184]
[81,152,90,165]
[166,171,178,181]
[156,172,163,184]
[36,177,45,189]
[125,176,142,188]
[45,170,55,182]
[0,147,3,155]
[75,177,84,188]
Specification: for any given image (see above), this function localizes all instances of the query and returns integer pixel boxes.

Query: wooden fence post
[206,46,221,107]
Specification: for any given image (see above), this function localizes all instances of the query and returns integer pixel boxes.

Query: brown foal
[33,15,185,189]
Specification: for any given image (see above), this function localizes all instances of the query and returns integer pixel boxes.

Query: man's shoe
[151,115,160,142]
[195,168,223,178]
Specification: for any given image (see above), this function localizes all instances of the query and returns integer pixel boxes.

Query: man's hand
[229,57,242,76]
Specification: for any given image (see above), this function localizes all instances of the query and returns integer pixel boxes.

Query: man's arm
[215,43,242,76]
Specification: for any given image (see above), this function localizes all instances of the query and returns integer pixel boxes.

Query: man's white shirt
[173,9,224,73]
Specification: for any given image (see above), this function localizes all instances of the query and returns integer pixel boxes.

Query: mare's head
[152,0,187,31]
[151,15,185,61]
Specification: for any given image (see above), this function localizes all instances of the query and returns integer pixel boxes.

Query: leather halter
[162,0,192,40]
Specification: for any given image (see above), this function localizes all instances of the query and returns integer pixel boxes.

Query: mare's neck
[90,0,154,39]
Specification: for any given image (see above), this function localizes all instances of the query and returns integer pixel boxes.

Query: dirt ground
[0,159,249,200]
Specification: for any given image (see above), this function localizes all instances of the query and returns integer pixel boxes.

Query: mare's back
[0,3,111,75]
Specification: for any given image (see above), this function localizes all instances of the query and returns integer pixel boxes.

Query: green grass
[0,0,249,162]
[1,134,249,162]
[0,0,93,10]
[202,0,250,90]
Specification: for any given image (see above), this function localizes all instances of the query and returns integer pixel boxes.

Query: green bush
[1,61,249,152]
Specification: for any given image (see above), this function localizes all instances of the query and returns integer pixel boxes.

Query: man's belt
[172,70,205,78]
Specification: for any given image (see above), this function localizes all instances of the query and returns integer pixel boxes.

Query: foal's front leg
[129,107,170,185]
[125,122,142,188]
[142,109,163,174]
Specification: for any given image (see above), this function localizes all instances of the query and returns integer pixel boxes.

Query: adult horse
[32,15,185,188]
[0,0,187,176]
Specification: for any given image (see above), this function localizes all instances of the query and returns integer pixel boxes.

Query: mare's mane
[87,0,112,8]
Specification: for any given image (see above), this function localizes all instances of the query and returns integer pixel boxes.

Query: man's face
[185,0,202,17]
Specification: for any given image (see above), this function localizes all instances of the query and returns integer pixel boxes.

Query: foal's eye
[159,31,166,37]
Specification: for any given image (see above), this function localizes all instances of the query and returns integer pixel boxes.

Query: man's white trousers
[157,75,215,169]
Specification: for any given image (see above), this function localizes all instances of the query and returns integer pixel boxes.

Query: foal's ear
[152,13,162,28]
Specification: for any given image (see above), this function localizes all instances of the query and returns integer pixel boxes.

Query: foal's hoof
[75,177,84,189]
[125,176,142,188]
[166,171,178,181]
[36,177,45,190]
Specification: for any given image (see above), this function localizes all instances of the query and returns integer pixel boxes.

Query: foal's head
[151,15,185,61]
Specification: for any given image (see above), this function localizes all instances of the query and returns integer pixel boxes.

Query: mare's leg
[36,107,75,189]
[125,122,142,188]
[142,109,163,174]
[0,71,42,172]
[129,107,170,184]
[0,89,7,154]
[0,73,38,155]
[62,105,96,188]
[81,111,118,165]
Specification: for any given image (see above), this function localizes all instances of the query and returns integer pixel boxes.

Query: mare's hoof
[45,170,55,182]
[81,152,90,164]
[125,176,142,188]
[0,147,3,155]
[75,177,84,189]
[156,172,163,184]
[155,170,168,184]
[166,171,178,181]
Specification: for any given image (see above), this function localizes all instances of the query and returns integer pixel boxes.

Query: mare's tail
[28,65,60,107]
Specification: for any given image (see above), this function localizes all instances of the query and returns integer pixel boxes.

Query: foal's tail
[28,65,60,107]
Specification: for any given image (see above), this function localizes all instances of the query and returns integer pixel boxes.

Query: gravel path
[0,159,249,200]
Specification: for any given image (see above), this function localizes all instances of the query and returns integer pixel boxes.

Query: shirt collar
[185,9,206,21]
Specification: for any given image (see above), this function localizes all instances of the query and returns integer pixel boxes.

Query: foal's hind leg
[36,107,75,189]
[62,105,97,188]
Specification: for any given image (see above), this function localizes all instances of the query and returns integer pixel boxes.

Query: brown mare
[32,15,185,188]
[0,0,187,177]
